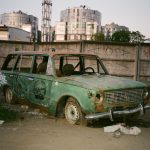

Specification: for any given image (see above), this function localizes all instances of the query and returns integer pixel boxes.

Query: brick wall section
[0,40,150,81]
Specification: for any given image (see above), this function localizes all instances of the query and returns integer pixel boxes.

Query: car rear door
[13,54,34,99]
[27,55,54,107]
[1,54,19,93]
[14,54,53,107]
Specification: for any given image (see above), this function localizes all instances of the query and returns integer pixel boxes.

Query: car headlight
[95,93,104,104]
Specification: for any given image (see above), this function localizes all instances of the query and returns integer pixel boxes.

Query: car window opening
[54,55,107,77]
[36,56,49,74]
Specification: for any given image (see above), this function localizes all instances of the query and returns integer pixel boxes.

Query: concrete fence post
[135,43,141,81]
[80,40,85,52]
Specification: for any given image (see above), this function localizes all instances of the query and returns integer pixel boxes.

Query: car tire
[65,97,87,126]
[4,87,14,104]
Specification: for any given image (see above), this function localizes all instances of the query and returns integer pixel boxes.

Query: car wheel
[65,97,87,125]
[5,87,14,104]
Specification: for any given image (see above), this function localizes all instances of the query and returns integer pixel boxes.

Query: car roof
[8,51,98,57]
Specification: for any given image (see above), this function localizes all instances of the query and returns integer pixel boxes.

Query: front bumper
[85,104,150,121]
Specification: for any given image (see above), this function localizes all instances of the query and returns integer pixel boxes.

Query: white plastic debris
[0,120,4,125]
[104,124,141,136]
[127,127,141,135]
[104,124,122,133]
[113,130,122,138]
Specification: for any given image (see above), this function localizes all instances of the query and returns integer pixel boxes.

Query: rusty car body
[0,51,150,125]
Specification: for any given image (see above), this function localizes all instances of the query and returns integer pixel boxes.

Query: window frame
[14,54,34,73]
[2,54,18,71]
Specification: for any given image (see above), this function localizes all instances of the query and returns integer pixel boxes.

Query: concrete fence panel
[140,45,150,81]
[0,40,150,82]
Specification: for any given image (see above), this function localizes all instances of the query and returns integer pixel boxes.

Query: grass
[0,105,20,122]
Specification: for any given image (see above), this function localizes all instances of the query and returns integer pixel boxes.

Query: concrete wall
[0,41,35,66]
[0,40,150,82]
[140,45,150,81]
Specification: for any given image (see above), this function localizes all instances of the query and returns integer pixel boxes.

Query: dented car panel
[0,51,150,125]
[49,75,150,115]
[48,80,96,115]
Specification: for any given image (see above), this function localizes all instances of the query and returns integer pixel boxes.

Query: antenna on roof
[41,0,52,42]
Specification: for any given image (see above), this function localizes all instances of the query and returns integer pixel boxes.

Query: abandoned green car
[0,51,150,125]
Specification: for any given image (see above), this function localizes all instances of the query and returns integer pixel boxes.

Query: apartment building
[0,10,38,41]
[55,6,101,41]
[102,22,129,37]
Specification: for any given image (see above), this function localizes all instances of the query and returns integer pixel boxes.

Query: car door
[1,54,19,93]
[20,54,54,107]
[13,54,34,99]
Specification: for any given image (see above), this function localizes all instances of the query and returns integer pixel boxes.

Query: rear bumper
[85,104,150,121]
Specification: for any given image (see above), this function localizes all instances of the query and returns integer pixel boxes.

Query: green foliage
[110,30,146,43]
[130,31,145,43]
[0,105,19,122]
[91,32,105,42]
[111,30,130,42]
[105,32,111,42]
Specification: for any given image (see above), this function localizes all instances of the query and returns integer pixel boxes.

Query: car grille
[104,89,144,107]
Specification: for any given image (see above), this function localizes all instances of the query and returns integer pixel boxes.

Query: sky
[0,0,150,38]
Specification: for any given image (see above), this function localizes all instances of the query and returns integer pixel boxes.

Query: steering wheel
[84,67,95,73]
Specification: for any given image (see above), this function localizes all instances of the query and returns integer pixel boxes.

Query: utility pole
[41,0,52,42]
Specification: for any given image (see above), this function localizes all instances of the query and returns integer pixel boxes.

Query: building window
[77,9,79,16]
[83,12,86,16]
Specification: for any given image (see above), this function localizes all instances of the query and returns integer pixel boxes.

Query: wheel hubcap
[66,104,79,123]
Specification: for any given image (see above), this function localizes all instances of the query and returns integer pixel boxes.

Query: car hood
[57,75,146,91]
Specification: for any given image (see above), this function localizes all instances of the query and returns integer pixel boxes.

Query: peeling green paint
[0,72,7,87]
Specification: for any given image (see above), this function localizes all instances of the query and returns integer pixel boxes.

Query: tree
[105,30,111,42]
[130,31,145,43]
[91,32,105,42]
[111,30,130,42]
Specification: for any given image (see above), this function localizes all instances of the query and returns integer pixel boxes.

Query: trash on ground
[21,105,29,111]
[113,130,122,138]
[0,120,4,125]
[104,124,141,136]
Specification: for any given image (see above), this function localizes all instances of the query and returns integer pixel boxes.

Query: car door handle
[28,77,34,81]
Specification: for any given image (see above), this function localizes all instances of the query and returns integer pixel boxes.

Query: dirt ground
[1,95,150,150]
